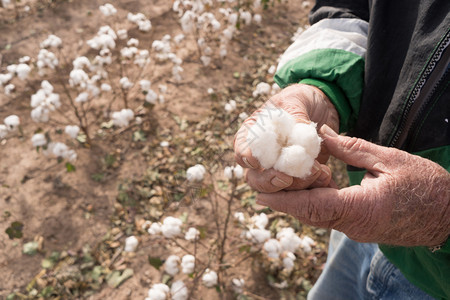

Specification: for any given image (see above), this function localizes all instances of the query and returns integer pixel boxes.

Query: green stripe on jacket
[274,48,365,133]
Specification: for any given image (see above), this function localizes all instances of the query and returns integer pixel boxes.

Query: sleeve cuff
[299,78,351,133]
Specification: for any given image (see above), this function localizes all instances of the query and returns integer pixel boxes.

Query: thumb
[319,125,388,172]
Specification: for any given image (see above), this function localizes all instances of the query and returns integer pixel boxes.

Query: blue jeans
[307,230,435,300]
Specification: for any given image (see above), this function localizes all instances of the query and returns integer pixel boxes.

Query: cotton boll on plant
[124,235,139,252]
[161,216,182,238]
[0,125,9,139]
[184,227,199,241]
[186,164,206,182]
[247,108,322,178]
[4,115,20,131]
[164,255,180,276]
[146,283,170,300]
[31,133,47,147]
[202,269,218,287]
[181,254,195,274]
[65,125,80,139]
[171,280,188,300]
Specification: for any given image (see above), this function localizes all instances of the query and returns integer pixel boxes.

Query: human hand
[234,84,339,193]
[256,125,450,247]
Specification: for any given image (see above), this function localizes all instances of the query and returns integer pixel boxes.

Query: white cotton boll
[75,92,89,103]
[31,106,49,123]
[224,166,233,179]
[112,108,134,127]
[185,227,200,241]
[247,228,271,244]
[6,64,17,75]
[160,141,169,147]
[119,77,133,89]
[202,269,218,287]
[302,1,311,8]
[128,12,146,23]
[274,145,314,178]
[232,278,245,294]
[264,239,282,259]
[138,20,152,32]
[117,29,128,40]
[207,88,214,94]
[140,80,151,91]
[4,115,20,131]
[288,122,321,158]
[220,47,227,58]
[224,99,236,112]
[174,33,185,44]
[282,252,296,271]
[252,82,271,97]
[164,255,180,276]
[4,83,14,95]
[171,280,188,300]
[186,164,206,182]
[19,56,31,63]
[98,25,117,39]
[252,213,268,229]
[52,142,69,158]
[148,222,162,235]
[73,56,90,70]
[69,69,89,87]
[46,93,61,110]
[31,133,47,147]
[147,283,170,300]
[181,11,195,33]
[234,212,245,223]
[228,13,238,26]
[247,124,280,169]
[127,38,139,47]
[41,80,54,95]
[0,125,8,139]
[145,89,158,104]
[233,165,244,179]
[101,83,111,92]
[277,227,302,253]
[16,64,31,80]
[268,65,276,75]
[239,112,248,120]
[181,254,195,274]
[253,14,262,24]
[200,56,211,67]
[271,83,281,95]
[99,3,117,16]
[161,216,182,238]
[40,35,62,48]
[124,236,139,252]
[240,11,252,25]
[65,125,80,139]
[1,0,11,8]
[66,149,77,162]
[0,73,12,86]
[31,90,46,108]
[120,47,137,58]
[300,236,315,253]
[222,27,234,41]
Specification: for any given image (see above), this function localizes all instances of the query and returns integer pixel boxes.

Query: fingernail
[317,165,330,183]
[321,124,338,137]
[256,197,268,206]
[312,161,321,173]
[271,176,290,188]
[243,157,257,169]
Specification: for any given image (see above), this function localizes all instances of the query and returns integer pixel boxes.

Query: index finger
[234,122,261,170]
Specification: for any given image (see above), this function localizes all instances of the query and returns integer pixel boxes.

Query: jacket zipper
[389,31,450,149]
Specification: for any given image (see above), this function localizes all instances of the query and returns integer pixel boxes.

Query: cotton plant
[246,107,322,178]
[223,164,244,180]
[0,115,20,139]
[186,164,206,182]
[202,269,218,288]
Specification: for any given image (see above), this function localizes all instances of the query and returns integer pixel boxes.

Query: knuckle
[342,136,366,152]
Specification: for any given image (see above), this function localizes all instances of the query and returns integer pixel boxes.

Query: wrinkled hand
[257,125,450,247]
[234,84,339,193]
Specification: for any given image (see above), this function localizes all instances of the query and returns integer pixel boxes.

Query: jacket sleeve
[274,0,369,133]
